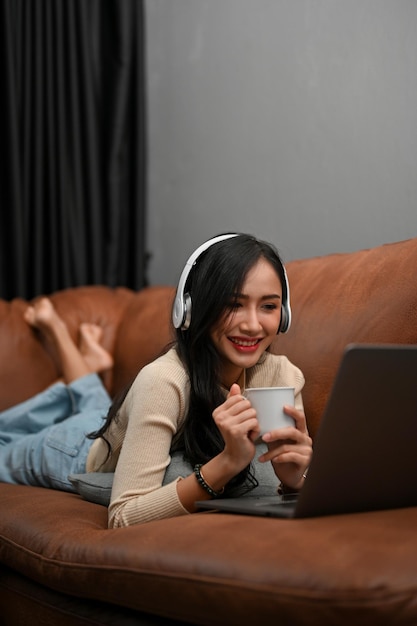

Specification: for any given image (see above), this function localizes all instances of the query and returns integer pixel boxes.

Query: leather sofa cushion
[2,483,417,625]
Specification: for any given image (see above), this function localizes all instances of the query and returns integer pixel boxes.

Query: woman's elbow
[108,502,128,528]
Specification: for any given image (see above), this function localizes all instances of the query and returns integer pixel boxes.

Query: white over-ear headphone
[172,233,292,333]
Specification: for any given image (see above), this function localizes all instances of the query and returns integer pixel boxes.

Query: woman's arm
[108,357,191,527]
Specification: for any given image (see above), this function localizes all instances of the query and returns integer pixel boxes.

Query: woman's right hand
[212,383,260,473]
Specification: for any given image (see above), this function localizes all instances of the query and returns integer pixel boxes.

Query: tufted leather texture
[1,237,417,625]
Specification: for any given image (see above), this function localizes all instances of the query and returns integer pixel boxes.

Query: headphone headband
[172,233,291,333]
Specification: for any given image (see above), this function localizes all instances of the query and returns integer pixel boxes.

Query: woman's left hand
[258,405,312,491]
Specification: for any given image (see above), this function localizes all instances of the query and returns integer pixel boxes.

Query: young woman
[0,233,312,526]
[90,233,312,527]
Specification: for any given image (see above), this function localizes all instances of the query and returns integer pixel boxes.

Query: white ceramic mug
[245,387,295,436]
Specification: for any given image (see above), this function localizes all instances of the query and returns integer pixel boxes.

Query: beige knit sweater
[87,347,305,527]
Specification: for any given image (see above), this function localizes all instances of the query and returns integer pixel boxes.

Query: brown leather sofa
[1,237,417,626]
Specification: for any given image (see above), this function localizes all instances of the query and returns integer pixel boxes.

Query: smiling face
[210,257,283,388]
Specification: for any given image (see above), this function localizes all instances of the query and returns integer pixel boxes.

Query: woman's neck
[220,368,246,392]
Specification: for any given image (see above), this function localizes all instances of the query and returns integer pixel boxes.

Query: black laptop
[197,344,417,518]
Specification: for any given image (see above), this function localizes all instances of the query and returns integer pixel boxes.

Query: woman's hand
[212,383,260,474]
[258,405,312,490]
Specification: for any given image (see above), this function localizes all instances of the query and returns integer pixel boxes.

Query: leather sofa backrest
[1,237,416,441]
[274,237,417,437]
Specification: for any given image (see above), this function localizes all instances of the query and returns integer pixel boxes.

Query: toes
[80,323,103,342]
[23,306,36,326]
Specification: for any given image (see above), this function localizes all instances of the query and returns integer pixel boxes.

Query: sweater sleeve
[108,353,191,528]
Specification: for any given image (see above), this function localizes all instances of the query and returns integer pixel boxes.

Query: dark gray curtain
[0,0,147,300]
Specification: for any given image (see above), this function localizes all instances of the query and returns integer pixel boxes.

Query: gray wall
[145,0,417,286]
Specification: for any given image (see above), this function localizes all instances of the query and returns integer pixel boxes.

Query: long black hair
[170,233,288,495]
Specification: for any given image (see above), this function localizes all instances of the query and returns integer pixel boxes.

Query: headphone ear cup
[278,265,291,334]
[278,301,292,334]
[172,295,185,329]
[182,293,192,330]
[278,305,286,334]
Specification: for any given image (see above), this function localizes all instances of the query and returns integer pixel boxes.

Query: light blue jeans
[0,373,111,491]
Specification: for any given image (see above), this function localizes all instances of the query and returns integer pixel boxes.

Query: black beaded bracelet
[277,482,298,496]
[194,464,224,498]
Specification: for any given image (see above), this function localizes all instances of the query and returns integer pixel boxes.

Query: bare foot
[24,298,66,337]
[79,323,113,373]
[24,298,105,384]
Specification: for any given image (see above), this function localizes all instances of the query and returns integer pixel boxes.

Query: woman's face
[210,258,283,387]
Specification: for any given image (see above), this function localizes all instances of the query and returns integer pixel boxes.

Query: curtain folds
[0,0,147,300]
